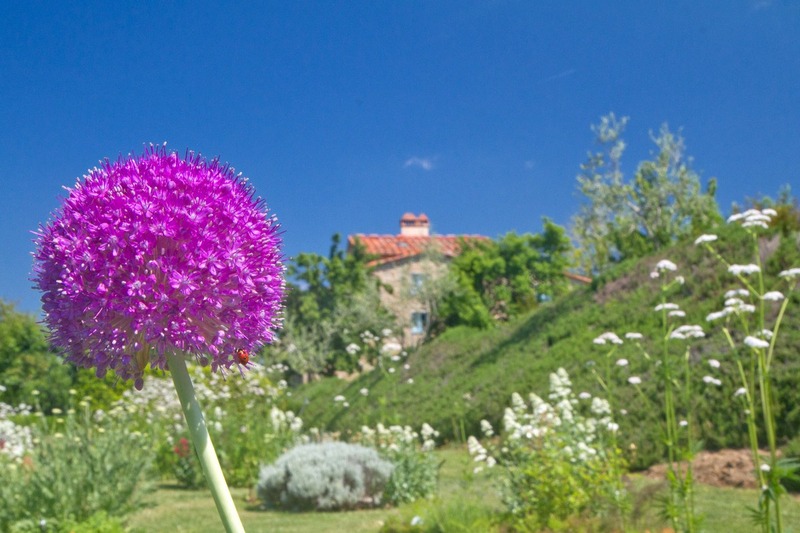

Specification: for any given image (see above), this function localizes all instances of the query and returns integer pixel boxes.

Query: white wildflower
[762,291,784,301]
[724,289,750,299]
[679,420,688,427]
[734,387,747,397]
[381,342,403,354]
[655,303,680,312]
[593,331,623,345]
[578,392,591,400]
[778,267,800,279]
[334,395,346,403]
[625,332,643,340]
[628,376,642,385]
[702,375,722,386]
[761,463,771,472]
[694,234,718,245]
[655,259,678,272]
[728,264,761,276]
[345,343,361,355]
[744,336,770,349]
[360,388,369,396]
[669,310,686,318]
[615,358,629,367]
[670,324,705,340]
[708,359,721,369]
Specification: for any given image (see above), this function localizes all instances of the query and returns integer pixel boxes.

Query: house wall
[373,255,450,346]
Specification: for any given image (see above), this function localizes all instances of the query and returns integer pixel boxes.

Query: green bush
[354,423,441,505]
[469,368,628,531]
[256,442,393,511]
[0,402,153,531]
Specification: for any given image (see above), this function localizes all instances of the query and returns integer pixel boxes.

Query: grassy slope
[291,227,800,468]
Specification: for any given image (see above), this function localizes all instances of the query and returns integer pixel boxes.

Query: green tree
[440,220,573,328]
[573,114,721,273]
[741,184,800,236]
[270,235,395,374]
[0,301,71,412]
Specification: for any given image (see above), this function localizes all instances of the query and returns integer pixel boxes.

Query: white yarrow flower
[708,359,721,369]
[628,376,642,385]
[728,264,761,276]
[668,310,686,318]
[734,387,747,397]
[744,336,770,349]
[625,332,643,340]
[694,234,718,245]
[670,324,705,340]
[655,303,680,312]
[762,291,784,301]
[724,289,750,299]
[655,259,678,272]
[615,358,629,367]
[778,267,800,279]
[593,332,623,345]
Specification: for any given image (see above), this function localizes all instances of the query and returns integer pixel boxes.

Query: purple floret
[33,145,284,389]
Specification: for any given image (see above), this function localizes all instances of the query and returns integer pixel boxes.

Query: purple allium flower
[33,146,284,389]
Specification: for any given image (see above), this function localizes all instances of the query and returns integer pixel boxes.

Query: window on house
[411,311,428,335]
[410,273,427,295]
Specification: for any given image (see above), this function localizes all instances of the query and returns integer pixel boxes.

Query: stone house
[347,213,489,345]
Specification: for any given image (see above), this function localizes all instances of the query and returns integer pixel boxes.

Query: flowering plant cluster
[0,390,153,531]
[469,368,627,530]
[0,413,33,462]
[695,207,800,533]
[101,363,302,488]
[353,422,440,505]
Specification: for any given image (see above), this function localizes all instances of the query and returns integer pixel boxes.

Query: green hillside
[289,225,800,469]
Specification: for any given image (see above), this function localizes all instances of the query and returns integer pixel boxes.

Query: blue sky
[1,1,798,314]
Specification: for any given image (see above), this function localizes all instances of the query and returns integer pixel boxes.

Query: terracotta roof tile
[348,234,489,266]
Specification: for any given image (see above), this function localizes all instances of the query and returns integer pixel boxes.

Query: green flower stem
[168,352,245,533]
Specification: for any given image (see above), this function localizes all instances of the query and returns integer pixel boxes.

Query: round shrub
[256,442,393,511]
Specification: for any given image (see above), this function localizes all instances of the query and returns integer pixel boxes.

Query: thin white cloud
[542,68,576,83]
[403,156,435,171]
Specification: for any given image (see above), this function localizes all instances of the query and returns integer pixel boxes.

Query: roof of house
[348,234,490,266]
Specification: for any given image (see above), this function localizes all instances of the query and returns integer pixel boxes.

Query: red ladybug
[236,348,250,365]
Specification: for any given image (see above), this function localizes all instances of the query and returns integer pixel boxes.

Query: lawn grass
[127,447,800,532]
[126,448,485,533]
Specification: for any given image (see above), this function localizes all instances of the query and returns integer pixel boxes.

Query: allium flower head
[33,146,284,389]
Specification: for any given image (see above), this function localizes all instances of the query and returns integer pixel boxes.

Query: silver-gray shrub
[256,442,393,511]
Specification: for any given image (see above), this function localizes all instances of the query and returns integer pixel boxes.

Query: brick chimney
[399,213,430,237]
